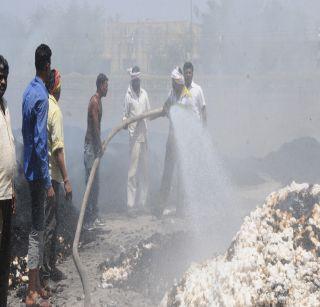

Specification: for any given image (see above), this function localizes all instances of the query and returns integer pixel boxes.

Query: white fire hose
[72,107,164,306]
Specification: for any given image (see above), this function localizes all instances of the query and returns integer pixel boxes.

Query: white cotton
[164,182,320,306]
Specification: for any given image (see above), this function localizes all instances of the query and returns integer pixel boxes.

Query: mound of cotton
[163,182,320,307]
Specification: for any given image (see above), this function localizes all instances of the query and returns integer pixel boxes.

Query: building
[102,20,201,75]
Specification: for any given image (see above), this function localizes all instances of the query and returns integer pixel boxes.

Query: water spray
[72,107,164,306]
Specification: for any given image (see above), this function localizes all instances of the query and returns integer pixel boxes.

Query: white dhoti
[127,140,148,208]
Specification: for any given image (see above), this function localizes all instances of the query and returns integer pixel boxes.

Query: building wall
[103,20,201,74]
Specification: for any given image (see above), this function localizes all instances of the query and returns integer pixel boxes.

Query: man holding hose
[155,67,193,217]
[83,73,108,229]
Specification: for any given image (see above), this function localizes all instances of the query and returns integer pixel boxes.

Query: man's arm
[34,98,52,190]
[199,87,207,126]
[51,109,72,200]
[89,99,102,156]
[162,95,172,117]
[123,94,130,129]
[146,92,151,112]
[55,149,72,200]
[202,105,207,127]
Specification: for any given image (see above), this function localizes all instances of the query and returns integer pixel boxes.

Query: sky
[2,0,208,22]
[3,0,320,159]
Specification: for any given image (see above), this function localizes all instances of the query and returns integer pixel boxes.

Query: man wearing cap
[123,66,151,211]
[156,67,192,217]
[162,67,193,115]
[42,69,72,283]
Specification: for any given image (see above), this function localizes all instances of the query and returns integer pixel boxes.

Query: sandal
[26,291,51,307]
[38,287,51,299]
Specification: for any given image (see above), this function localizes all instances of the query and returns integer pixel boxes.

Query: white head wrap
[171,67,184,85]
[127,67,141,80]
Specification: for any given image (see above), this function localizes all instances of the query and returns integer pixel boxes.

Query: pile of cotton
[9,256,29,289]
[163,182,320,306]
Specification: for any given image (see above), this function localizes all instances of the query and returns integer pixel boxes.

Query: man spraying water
[155,67,194,217]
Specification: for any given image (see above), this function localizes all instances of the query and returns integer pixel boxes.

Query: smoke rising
[4,1,320,304]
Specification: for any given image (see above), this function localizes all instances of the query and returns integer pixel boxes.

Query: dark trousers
[84,143,99,224]
[43,180,60,276]
[0,199,13,307]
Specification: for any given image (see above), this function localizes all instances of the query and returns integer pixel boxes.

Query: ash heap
[163,182,320,306]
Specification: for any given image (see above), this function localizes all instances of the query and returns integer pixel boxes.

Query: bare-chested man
[83,73,108,229]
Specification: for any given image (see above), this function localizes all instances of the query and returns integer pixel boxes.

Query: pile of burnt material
[9,230,74,291]
[100,232,193,302]
[163,182,320,306]
[9,172,79,292]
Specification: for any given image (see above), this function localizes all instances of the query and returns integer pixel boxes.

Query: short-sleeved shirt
[187,81,206,119]
[123,86,151,143]
[47,94,64,183]
[0,98,16,200]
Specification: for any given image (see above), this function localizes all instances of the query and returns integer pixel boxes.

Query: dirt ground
[8,212,190,307]
[7,179,281,307]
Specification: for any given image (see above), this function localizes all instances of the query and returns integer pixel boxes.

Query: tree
[28,3,107,74]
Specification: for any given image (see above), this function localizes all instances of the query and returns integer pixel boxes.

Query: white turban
[127,67,141,80]
[171,67,184,85]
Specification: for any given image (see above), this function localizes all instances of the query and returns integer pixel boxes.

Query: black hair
[35,44,52,71]
[183,62,194,72]
[0,55,9,75]
[96,73,108,90]
[48,69,56,93]
[132,66,140,73]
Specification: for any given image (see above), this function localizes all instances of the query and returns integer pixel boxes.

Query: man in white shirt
[0,55,16,307]
[155,67,192,217]
[183,62,207,125]
[123,66,151,210]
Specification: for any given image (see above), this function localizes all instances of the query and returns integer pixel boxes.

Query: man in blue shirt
[22,44,53,307]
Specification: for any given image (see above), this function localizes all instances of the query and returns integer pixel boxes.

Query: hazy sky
[2,0,208,22]
[3,0,320,159]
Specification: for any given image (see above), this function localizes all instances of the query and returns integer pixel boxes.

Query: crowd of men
[0,43,206,306]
